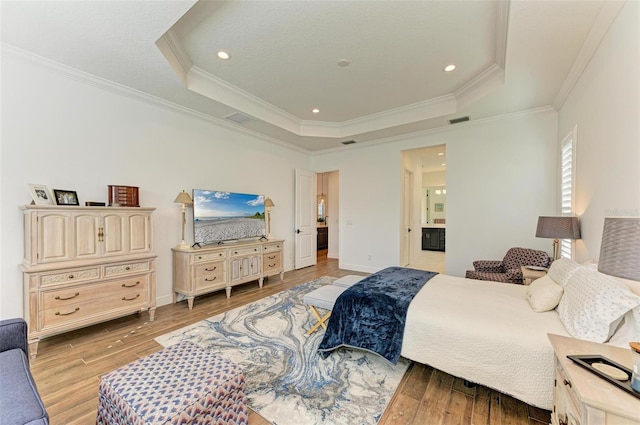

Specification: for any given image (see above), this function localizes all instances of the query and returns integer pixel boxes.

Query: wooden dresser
[172,239,284,309]
[21,205,156,358]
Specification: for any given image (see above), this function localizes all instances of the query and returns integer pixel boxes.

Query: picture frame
[434,203,444,212]
[28,184,54,205]
[53,189,80,206]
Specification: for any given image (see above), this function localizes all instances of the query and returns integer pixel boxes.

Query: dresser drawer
[103,260,150,277]
[229,246,261,257]
[194,251,226,262]
[194,262,225,286]
[39,267,101,287]
[41,276,150,329]
[263,243,282,253]
[263,253,281,271]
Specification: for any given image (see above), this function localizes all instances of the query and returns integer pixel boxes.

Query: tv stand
[172,239,285,309]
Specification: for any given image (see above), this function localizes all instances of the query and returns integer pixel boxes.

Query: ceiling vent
[449,116,470,125]
[341,140,356,145]
[225,112,255,124]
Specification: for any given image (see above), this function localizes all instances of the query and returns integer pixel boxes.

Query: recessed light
[312,108,320,114]
[338,59,350,67]
[217,50,231,60]
[443,64,456,72]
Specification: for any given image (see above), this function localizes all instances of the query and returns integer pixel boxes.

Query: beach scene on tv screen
[193,190,266,243]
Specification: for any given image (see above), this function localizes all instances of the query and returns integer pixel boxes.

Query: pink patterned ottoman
[96,341,248,425]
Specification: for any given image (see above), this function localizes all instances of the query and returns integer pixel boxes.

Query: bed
[318,261,640,410]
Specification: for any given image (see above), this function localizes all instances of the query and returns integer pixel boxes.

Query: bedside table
[521,266,547,285]
[548,334,640,425]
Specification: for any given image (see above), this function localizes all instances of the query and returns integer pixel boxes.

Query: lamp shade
[598,217,640,281]
[264,197,274,208]
[174,190,193,205]
[535,216,581,239]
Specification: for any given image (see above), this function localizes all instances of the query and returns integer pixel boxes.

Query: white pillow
[608,307,640,347]
[557,267,640,343]
[526,275,564,312]
[548,258,582,287]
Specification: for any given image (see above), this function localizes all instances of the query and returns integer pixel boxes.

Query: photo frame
[434,203,444,212]
[28,184,54,205]
[53,189,79,206]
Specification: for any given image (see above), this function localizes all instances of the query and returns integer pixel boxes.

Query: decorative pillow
[548,258,582,287]
[557,267,640,343]
[526,275,564,312]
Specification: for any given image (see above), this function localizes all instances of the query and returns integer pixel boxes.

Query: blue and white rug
[155,277,410,425]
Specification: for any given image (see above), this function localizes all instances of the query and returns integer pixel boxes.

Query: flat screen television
[192,189,266,245]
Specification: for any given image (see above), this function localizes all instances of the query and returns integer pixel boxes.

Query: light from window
[560,127,577,259]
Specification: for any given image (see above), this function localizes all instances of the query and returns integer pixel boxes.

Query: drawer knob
[122,294,140,301]
[125,266,131,271]
[198,256,202,260]
[205,267,217,272]
[55,307,80,316]
[268,255,276,260]
[68,274,75,279]
[563,379,572,388]
[55,292,80,301]
[121,281,141,288]
[205,277,217,282]
[268,263,276,267]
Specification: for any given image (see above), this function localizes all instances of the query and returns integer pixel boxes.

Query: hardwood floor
[30,251,550,425]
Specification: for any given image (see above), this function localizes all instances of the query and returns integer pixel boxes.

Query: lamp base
[177,240,190,250]
[552,239,560,260]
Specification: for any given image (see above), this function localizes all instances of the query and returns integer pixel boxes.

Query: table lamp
[174,190,193,249]
[598,217,640,281]
[535,216,581,260]
[264,197,275,239]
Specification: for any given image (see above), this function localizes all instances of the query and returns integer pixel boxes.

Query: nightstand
[521,266,547,285]
[548,334,640,425]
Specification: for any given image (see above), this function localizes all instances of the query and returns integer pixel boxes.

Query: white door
[294,169,317,269]
[401,169,413,266]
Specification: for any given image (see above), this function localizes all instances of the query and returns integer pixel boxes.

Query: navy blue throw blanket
[317,266,437,364]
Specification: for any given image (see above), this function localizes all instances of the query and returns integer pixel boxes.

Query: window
[560,126,577,259]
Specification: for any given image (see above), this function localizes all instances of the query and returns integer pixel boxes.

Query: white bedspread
[402,274,569,409]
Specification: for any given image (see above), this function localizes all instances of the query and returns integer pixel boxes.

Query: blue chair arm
[0,318,29,355]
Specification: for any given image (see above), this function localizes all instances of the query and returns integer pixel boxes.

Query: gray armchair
[0,318,49,425]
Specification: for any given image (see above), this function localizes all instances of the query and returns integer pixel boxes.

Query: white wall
[313,109,558,276]
[558,0,640,263]
[0,52,310,319]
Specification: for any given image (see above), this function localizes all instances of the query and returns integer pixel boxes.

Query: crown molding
[454,63,505,110]
[3,44,311,155]
[310,105,557,156]
[188,65,303,135]
[552,0,625,110]
[495,0,510,70]
[300,94,457,138]
[158,3,512,140]
[155,29,192,85]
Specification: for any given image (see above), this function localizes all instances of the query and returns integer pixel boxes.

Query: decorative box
[108,185,139,207]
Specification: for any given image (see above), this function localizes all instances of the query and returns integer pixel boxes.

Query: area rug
[155,277,410,425]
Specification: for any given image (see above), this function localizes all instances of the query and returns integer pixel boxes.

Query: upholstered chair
[465,247,552,284]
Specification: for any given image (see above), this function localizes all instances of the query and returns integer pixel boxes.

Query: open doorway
[402,145,446,274]
[316,171,339,262]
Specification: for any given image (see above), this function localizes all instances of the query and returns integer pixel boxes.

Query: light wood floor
[30,251,550,425]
